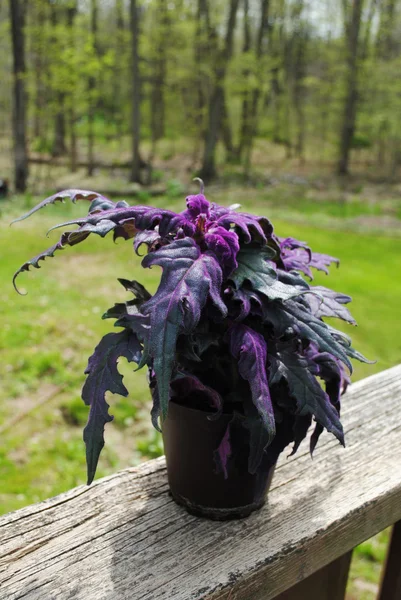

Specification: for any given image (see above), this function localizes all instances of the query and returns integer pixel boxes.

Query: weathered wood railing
[1,365,401,600]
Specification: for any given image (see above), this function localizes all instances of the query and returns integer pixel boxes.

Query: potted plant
[12,183,370,520]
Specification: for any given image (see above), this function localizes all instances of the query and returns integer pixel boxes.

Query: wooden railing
[1,365,401,600]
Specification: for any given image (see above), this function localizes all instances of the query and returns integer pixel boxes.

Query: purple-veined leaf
[269,346,344,446]
[82,329,142,484]
[141,238,227,419]
[306,286,356,324]
[11,189,109,224]
[227,323,276,470]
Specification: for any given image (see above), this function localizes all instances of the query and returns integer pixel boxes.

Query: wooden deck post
[273,552,353,600]
[378,520,401,600]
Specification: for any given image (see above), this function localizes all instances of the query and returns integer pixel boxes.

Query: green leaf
[230,247,305,301]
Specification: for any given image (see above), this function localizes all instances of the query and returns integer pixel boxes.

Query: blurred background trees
[2,0,401,190]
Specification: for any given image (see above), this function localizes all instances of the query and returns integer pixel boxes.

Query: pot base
[169,489,266,521]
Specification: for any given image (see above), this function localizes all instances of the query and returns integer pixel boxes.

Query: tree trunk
[291,1,307,162]
[200,84,225,181]
[221,93,235,162]
[130,0,141,183]
[194,0,214,163]
[87,0,98,177]
[67,4,78,173]
[337,0,364,176]
[241,0,270,170]
[236,0,252,162]
[32,1,46,140]
[53,100,67,157]
[113,0,125,141]
[50,4,67,158]
[9,0,29,192]
[199,0,240,181]
[376,0,396,59]
[150,0,168,157]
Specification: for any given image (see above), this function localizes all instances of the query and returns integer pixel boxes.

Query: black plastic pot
[162,399,275,520]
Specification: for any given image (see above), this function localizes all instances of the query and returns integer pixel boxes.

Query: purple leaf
[11,189,109,224]
[227,324,276,454]
[181,193,211,220]
[82,330,142,484]
[134,230,161,255]
[12,230,84,294]
[269,346,344,447]
[278,236,339,277]
[306,286,356,324]
[141,238,227,419]
[204,226,239,276]
[213,207,272,243]
[310,252,339,274]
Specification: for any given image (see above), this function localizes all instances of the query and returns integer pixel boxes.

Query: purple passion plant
[12,185,371,484]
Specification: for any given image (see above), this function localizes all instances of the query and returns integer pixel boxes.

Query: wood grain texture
[273,551,353,600]
[378,520,401,600]
[1,365,401,600]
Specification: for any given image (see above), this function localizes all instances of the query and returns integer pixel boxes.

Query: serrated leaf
[13,230,82,293]
[141,238,227,419]
[82,330,142,484]
[269,348,344,446]
[230,247,306,301]
[11,189,108,224]
[306,286,356,324]
[265,300,353,372]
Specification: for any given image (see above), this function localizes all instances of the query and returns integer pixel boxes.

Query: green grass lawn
[1,191,400,599]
